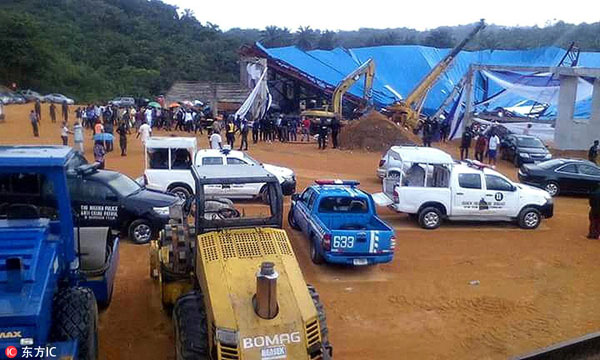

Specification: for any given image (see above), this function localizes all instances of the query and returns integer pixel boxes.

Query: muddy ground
[1,104,599,359]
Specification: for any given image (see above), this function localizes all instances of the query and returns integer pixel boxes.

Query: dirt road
[2,104,599,359]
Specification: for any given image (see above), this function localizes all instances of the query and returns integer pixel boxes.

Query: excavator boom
[332,58,375,115]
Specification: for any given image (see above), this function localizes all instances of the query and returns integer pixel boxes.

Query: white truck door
[453,173,486,216]
[483,174,519,216]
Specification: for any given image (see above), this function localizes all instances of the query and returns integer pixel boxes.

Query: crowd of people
[458,123,502,166]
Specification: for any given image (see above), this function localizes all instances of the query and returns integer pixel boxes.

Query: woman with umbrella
[94,139,107,169]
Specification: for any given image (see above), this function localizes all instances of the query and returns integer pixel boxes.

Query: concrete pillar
[462,67,475,132]
[555,75,578,149]
[590,79,600,142]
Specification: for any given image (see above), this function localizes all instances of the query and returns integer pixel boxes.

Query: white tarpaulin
[481,70,594,105]
[235,64,271,120]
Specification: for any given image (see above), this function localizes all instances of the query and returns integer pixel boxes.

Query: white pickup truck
[373,146,553,229]
[139,137,296,201]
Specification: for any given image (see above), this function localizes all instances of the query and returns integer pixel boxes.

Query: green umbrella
[148,101,161,108]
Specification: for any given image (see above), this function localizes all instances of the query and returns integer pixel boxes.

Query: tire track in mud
[388,294,560,357]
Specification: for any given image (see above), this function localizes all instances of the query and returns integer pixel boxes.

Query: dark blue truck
[288,180,396,265]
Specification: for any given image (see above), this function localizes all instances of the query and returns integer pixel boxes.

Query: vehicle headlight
[216,328,238,346]
[153,206,170,216]
[520,153,530,158]
[544,154,552,159]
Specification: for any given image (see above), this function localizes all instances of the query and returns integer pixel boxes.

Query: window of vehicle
[307,192,318,209]
[485,175,514,191]
[171,149,192,169]
[0,173,57,219]
[227,157,248,165]
[516,137,545,148]
[148,149,169,169]
[300,189,313,203]
[458,173,482,189]
[579,165,600,177]
[66,153,88,171]
[201,157,224,165]
[318,197,368,213]
[539,159,565,169]
[556,164,578,174]
[80,180,117,201]
[106,174,141,197]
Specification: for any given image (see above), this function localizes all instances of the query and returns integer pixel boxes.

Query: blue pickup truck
[288,179,396,265]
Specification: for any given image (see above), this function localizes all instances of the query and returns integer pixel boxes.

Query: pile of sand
[340,111,420,152]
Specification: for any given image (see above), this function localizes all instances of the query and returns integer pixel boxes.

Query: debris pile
[340,111,419,152]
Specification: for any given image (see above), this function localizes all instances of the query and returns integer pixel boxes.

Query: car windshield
[0,172,58,220]
[538,159,564,169]
[517,137,544,148]
[106,173,141,197]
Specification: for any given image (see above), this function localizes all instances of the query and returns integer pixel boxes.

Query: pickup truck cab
[374,146,553,229]
[140,137,296,201]
[289,180,396,265]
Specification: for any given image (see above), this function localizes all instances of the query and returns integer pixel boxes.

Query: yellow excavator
[301,58,375,121]
[387,19,485,129]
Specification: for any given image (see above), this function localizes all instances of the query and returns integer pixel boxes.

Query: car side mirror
[291,193,300,201]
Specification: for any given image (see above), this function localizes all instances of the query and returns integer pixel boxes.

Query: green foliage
[0,0,598,103]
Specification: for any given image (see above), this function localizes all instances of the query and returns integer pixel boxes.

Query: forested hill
[1,0,599,102]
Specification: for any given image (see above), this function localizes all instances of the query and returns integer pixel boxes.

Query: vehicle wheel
[259,185,270,204]
[307,285,333,359]
[51,287,98,360]
[544,181,560,197]
[169,186,192,202]
[288,208,300,230]
[173,291,209,360]
[418,207,442,230]
[388,171,401,179]
[310,237,325,265]
[129,219,153,244]
[518,207,541,229]
[513,155,521,168]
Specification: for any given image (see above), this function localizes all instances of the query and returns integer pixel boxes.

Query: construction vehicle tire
[51,287,99,360]
[307,285,333,359]
[174,291,209,360]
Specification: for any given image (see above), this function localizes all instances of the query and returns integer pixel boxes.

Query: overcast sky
[164,0,596,31]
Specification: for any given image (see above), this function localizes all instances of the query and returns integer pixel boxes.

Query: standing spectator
[301,116,310,142]
[137,120,152,147]
[116,121,129,156]
[94,118,104,135]
[440,121,450,142]
[75,107,82,124]
[460,127,472,160]
[251,117,259,144]
[589,140,599,164]
[34,100,42,122]
[62,101,69,122]
[49,103,57,123]
[73,120,84,154]
[104,118,114,152]
[280,115,289,142]
[422,120,433,147]
[288,115,298,142]
[0,102,4,122]
[488,132,500,166]
[30,110,39,137]
[318,118,328,150]
[474,134,488,162]
[145,107,153,128]
[523,123,532,135]
[184,110,193,132]
[588,184,600,239]
[209,130,222,150]
[93,140,106,169]
[60,121,71,146]
[331,117,340,149]
[239,118,249,151]
[225,120,236,147]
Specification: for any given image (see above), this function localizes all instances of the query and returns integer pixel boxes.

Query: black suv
[500,134,552,167]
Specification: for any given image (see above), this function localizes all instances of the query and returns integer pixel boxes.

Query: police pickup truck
[288,179,396,265]
[373,147,553,230]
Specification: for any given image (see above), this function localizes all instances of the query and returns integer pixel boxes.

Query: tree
[317,30,337,50]
[295,26,319,51]
[260,26,293,48]
[423,28,454,48]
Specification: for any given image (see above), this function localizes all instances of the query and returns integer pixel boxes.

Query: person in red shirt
[301,117,311,142]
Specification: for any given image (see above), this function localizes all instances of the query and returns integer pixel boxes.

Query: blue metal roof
[0,146,72,168]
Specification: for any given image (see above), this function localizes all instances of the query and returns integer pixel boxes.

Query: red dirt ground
[2,104,599,360]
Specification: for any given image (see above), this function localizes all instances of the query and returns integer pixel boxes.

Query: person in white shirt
[523,123,532,135]
[137,121,152,146]
[145,108,153,128]
[209,130,222,150]
[488,133,500,166]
